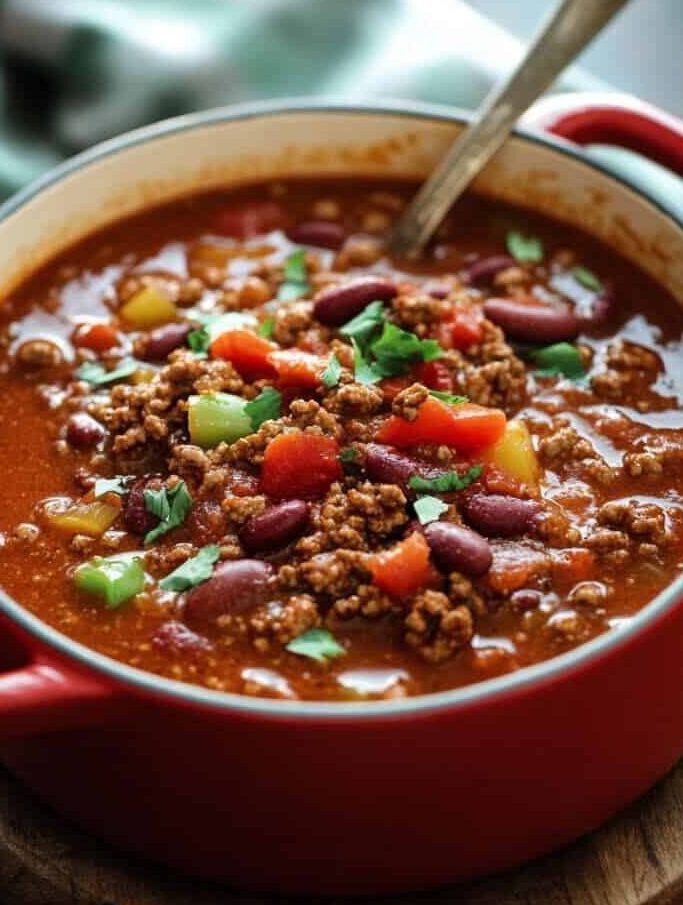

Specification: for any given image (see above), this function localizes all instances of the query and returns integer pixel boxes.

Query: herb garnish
[257,316,275,338]
[76,359,139,386]
[408,464,483,494]
[414,495,449,525]
[244,386,282,430]
[339,447,358,466]
[428,389,468,405]
[531,342,586,380]
[187,326,210,355]
[572,266,602,291]
[159,544,220,591]
[93,476,129,498]
[340,300,385,345]
[285,627,345,663]
[321,352,342,388]
[277,249,310,301]
[188,311,256,356]
[506,230,544,263]
[143,481,192,545]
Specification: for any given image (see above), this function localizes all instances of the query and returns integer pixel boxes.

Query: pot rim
[1,96,681,721]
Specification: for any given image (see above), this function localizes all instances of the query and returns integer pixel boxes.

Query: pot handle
[0,618,119,739]
[521,91,683,177]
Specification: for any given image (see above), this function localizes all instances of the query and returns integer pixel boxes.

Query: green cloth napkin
[0,0,680,218]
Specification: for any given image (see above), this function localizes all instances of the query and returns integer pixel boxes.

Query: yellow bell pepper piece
[48,501,120,536]
[119,286,177,329]
[483,419,539,487]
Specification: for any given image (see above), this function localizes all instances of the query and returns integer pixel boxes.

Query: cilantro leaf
[408,464,483,494]
[244,386,282,430]
[572,266,602,291]
[285,627,345,663]
[414,495,449,525]
[76,359,139,386]
[506,231,544,263]
[369,322,443,376]
[340,300,385,347]
[277,249,310,301]
[531,342,586,380]
[321,352,342,388]
[257,317,275,338]
[93,477,129,498]
[187,326,210,355]
[339,447,358,466]
[143,481,192,545]
[428,389,468,405]
[159,544,220,591]
[352,339,383,386]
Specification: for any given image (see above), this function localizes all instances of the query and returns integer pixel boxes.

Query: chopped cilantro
[76,359,139,386]
[159,544,220,591]
[321,352,342,388]
[531,342,586,380]
[285,627,345,663]
[187,325,210,355]
[572,266,602,291]
[506,230,544,263]
[428,389,468,405]
[369,322,442,376]
[414,495,449,525]
[408,464,483,494]
[339,447,358,466]
[244,386,282,430]
[93,477,129,498]
[277,249,310,300]
[143,481,192,545]
[257,317,275,338]
[352,339,383,386]
[340,300,386,347]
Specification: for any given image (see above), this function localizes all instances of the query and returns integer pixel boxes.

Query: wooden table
[1,761,683,905]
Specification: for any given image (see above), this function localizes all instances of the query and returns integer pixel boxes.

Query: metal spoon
[389,0,629,258]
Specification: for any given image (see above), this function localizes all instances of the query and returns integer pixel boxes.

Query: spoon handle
[389,0,629,257]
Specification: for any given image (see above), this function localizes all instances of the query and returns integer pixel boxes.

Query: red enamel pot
[0,96,682,895]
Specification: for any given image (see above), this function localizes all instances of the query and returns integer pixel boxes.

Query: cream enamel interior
[0,105,682,304]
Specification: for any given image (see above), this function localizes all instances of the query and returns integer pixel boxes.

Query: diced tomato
[485,544,550,595]
[261,432,343,500]
[73,322,120,353]
[377,396,506,452]
[212,201,284,239]
[370,532,432,598]
[551,548,596,588]
[412,360,454,393]
[210,330,277,379]
[269,349,327,389]
[436,306,484,351]
[380,376,411,401]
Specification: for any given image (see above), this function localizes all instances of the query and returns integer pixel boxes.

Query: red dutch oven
[0,96,682,895]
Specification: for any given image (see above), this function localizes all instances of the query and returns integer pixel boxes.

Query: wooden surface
[1,762,683,905]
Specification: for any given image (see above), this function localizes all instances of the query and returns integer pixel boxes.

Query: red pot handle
[0,616,119,739]
[521,92,683,177]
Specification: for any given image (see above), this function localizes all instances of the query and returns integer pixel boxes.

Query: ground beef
[597,498,671,551]
[271,301,315,345]
[322,380,384,417]
[287,398,341,437]
[331,584,396,620]
[392,383,429,421]
[538,424,594,464]
[591,340,660,401]
[217,594,320,650]
[448,571,486,617]
[404,590,474,663]
[279,548,371,599]
[391,291,448,333]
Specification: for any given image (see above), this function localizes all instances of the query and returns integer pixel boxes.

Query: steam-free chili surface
[0,178,681,701]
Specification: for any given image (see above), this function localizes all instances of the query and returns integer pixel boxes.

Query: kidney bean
[483,298,579,343]
[461,493,541,538]
[65,413,105,448]
[313,277,397,326]
[213,200,284,239]
[582,283,617,328]
[140,322,192,361]
[184,560,273,627]
[240,500,309,553]
[123,476,160,535]
[510,588,543,611]
[424,522,492,577]
[288,220,346,249]
[365,444,444,494]
[423,282,451,299]
[463,255,516,285]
